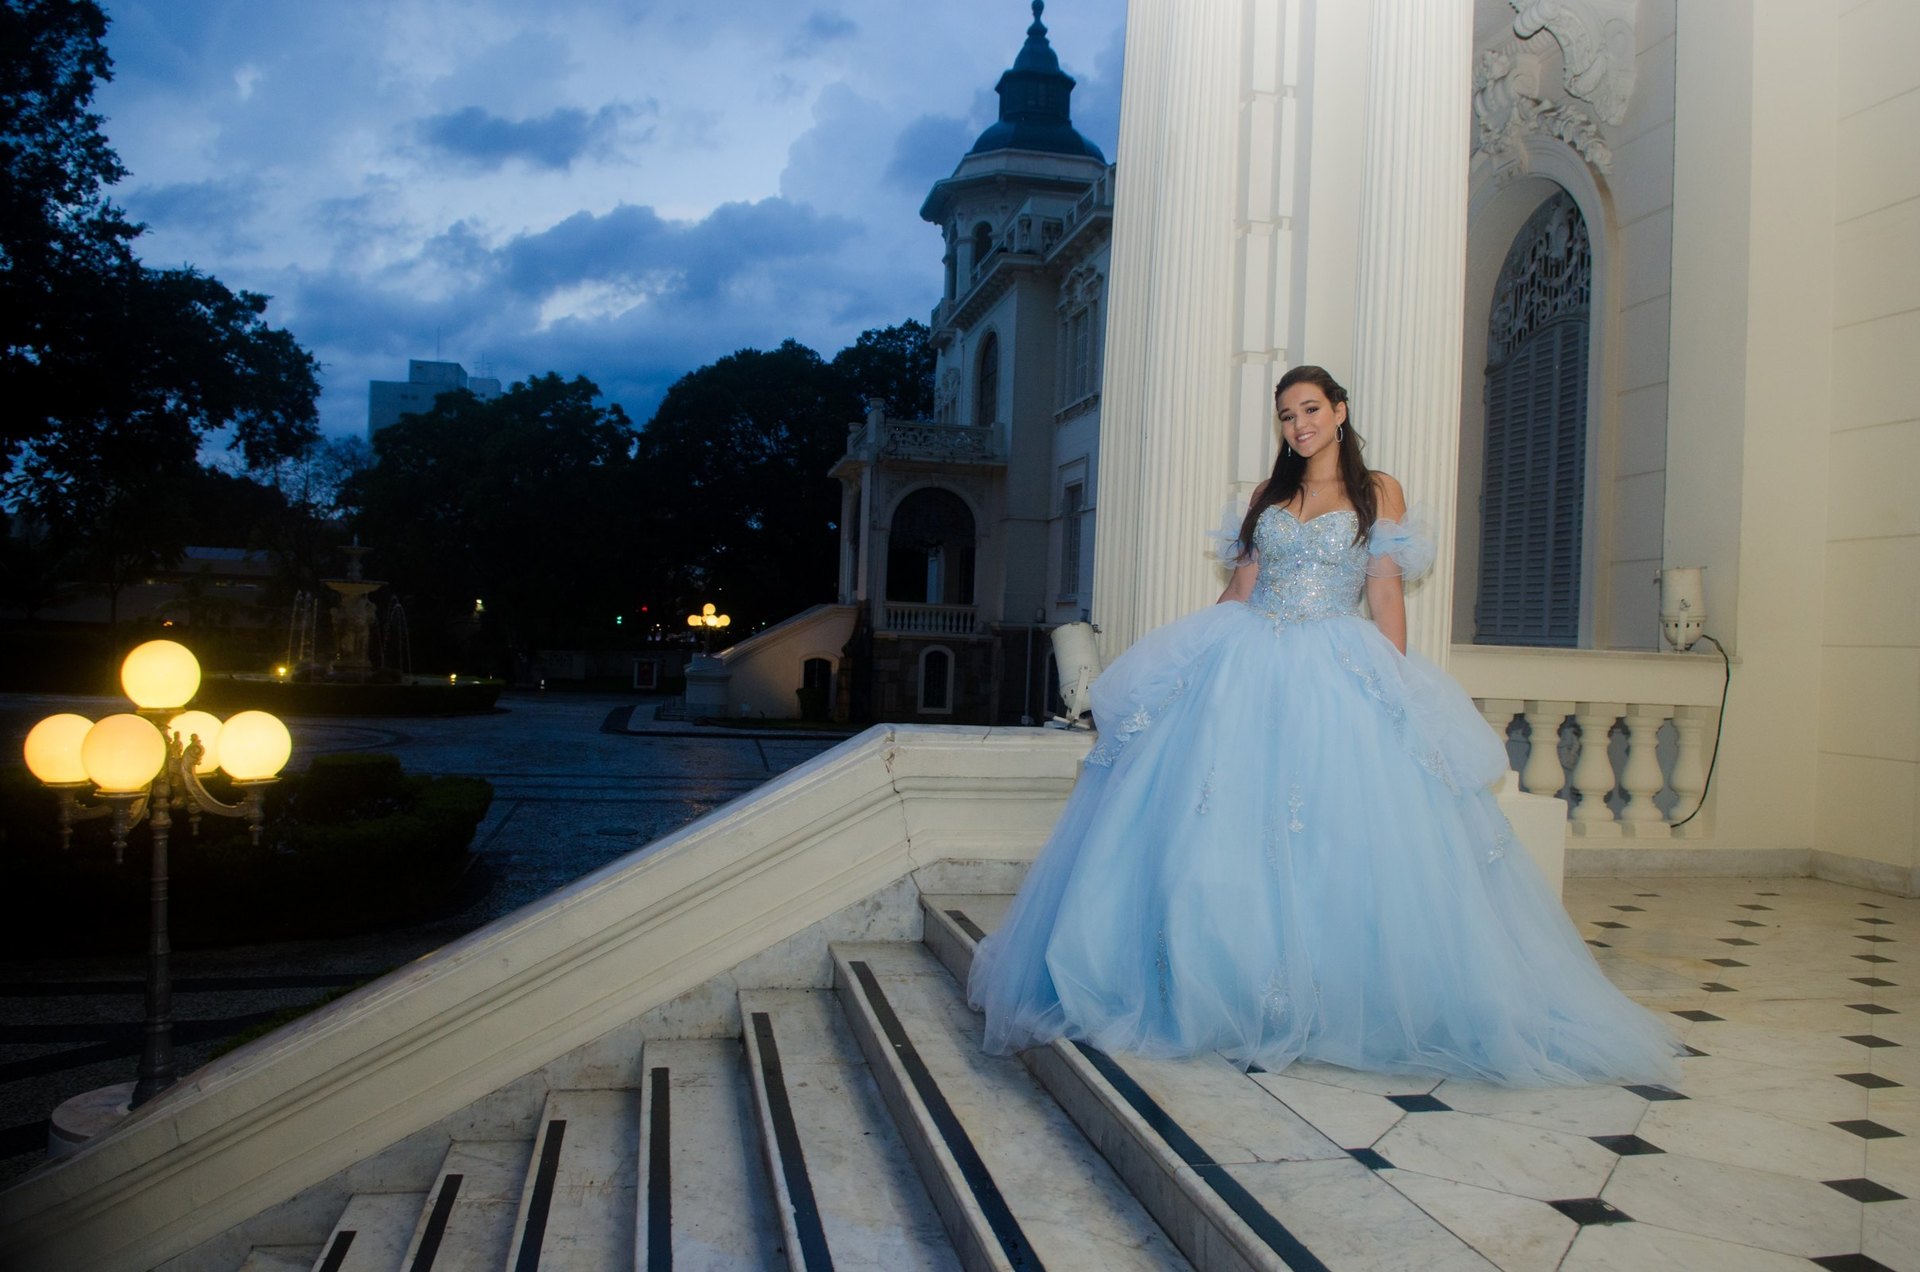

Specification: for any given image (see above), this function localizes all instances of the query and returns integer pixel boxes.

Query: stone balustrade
[883,603,982,636]
[1451,644,1728,837]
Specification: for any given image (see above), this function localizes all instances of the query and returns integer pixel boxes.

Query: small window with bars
[1059,482,1085,599]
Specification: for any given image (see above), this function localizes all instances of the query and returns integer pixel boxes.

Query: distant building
[367,360,502,439]
[719,2,1113,724]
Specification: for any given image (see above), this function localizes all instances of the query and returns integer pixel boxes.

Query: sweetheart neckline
[1264,505,1358,528]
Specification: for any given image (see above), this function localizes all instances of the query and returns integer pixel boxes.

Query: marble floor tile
[1599,1152,1863,1257]
[1863,1196,1920,1272]
[1635,1098,1868,1181]
[1672,1054,1869,1123]
[1224,1158,1495,1272]
[1669,1018,1871,1070]
[1248,1071,1407,1149]
[1373,1110,1617,1201]
[1274,1058,1442,1097]
[1558,1220,1842,1271]
[1379,1168,1576,1272]
[1428,1078,1649,1138]
[1869,1135,1920,1194]
[1114,1052,1346,1165]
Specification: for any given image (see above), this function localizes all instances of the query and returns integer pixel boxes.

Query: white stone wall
[1817,0,1920,882]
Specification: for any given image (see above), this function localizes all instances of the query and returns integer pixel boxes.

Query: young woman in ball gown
[968,364,1682,1087]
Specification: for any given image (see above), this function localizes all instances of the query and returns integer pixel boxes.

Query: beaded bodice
[1245,506,1369,625]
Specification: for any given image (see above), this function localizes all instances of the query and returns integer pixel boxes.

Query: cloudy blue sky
[94,0,1128,438]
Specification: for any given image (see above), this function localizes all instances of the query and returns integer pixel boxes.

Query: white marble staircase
[232,886,1499,1272]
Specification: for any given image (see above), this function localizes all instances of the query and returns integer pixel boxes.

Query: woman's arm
[1365,472,1409,654]
[1216,480,1267,603]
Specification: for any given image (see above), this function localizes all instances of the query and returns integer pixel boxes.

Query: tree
[831,320,936,420]
[350,375,640,663]
[1,0,321,623]
[637,340,862,630]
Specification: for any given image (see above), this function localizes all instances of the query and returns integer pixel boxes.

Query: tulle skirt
[967,602,1683,1087]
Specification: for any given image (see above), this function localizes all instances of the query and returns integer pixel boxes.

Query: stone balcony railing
[1451,644,1729,837]
[839,404,1004,469]
[883,603,982,636]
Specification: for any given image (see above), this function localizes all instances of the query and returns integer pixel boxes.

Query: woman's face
[1278,383,1347,460]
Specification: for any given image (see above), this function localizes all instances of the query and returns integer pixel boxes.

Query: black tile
[1851,978,1898,988]
[1612,905,1646,912]
[1592,1133,1664,1156]
[1387,1093,1451,1113]
[1848,1003,1898,1016]
[1705,958,1749,968]
[1672,1010,1723,1022]
[1635,892,1660,897]
[1585,940,1612,949]
[1682,1045,1709,1057]
[1859,902,1885,909]
[1626,1083,1688,1101]
[1831,1119,1904,1140]
[1857,917,1894,926]
[1348,1147,1393,1170]
[1823,1178,1907,1203]
[1837,1072,1902,1090]
[1738,904,1774,911]
[1855,935,1895,943]
[1854,954,1896,964]
[1844,1035,1902,1049]
[1548,1197,1632,1226]
[1729,919,1766,927]
[1593,921,1629,929]
[1701,983,1737,993]
[1756,891,1781,896]
[1812,1255,1898,1271]
[1244,1062,1267,1074]
[1719,938,1758,946]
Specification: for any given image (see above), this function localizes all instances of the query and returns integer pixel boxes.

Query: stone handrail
[883,603,982,636]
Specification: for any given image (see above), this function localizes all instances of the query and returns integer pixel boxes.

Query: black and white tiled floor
[1250,875,1915,1271]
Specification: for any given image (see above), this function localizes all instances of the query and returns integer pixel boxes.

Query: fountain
[194,543,501,716]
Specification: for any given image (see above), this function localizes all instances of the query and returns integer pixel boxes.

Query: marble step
[739,988,964,1272]
[398,1138,531,1271]
[830,939,1193,1272]
[234,1247,321,1272]
[636,1039,788,1271]
[307,1191,428,1271]
[506,1089,640,1271]
[921,895,1498,1272]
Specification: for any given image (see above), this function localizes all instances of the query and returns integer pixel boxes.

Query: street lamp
[22,639,291,1109]
[687,602,731,654]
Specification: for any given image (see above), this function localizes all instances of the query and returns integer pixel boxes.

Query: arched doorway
[1476,189,1592,647]
[887,488,977,606]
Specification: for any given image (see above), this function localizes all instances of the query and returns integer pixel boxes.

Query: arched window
[976,332,999,428]
[1477,190,1591,647]
[919,646,953,713]
[971,221,994,275]
[887,487,976,604]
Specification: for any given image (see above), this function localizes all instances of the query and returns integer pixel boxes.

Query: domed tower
[833,1,1116,725]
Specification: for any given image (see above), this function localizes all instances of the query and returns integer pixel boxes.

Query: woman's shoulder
[1369,471,1407,520]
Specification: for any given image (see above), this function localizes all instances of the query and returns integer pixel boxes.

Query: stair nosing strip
[847,958,1045,1272]
[511,1119,567,1272]
[407,1173,462,1272]
[647,1066,672,1272]
[750,1011,838,1272]
[315,1228,354,1272]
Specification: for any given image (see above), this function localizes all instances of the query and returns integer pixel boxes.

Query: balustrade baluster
[1618,706,1670,830]
[1668,706,1709,833]
[1521,700,1574,802]
[1569,703,1624,833]
[1478,697,1524,779]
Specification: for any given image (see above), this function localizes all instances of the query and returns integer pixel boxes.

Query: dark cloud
[788,11,857,57]
[884,114,974,190]
[418,103,640,170]
[125,177,266,253]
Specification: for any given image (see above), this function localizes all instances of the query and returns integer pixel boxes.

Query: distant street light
[22,640,291,1108]
[687,602,731,654]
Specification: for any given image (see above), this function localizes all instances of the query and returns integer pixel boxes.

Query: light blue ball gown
[968,502,1683,1087]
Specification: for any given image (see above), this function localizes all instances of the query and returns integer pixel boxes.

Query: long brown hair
[1234,365,1378,556]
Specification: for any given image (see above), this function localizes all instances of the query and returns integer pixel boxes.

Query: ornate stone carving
[881,420,997,461]
[935,367,961,422]
[1472,42,1612,175]
[1509,0,1636,126]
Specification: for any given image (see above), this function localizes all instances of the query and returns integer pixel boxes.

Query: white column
[1346,0,1472,664]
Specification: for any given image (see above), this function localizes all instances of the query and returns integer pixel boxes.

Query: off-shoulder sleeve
[1366,505,1436,581]
[1207,496,1254,568]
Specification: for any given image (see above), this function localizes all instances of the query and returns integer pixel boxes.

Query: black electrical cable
[1670,633,1729,828]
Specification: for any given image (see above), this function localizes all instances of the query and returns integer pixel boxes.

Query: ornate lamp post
[22,639,291,1110]
[686,602,731,654]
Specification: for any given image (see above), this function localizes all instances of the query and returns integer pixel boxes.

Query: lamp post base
[48,1081,135,1159]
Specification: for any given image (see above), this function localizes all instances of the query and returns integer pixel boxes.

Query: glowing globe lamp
[23,714,94,785]
[167,710,225,775]
[81,714,168,794]
[218,711,292,782]
[121,640,202,710]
